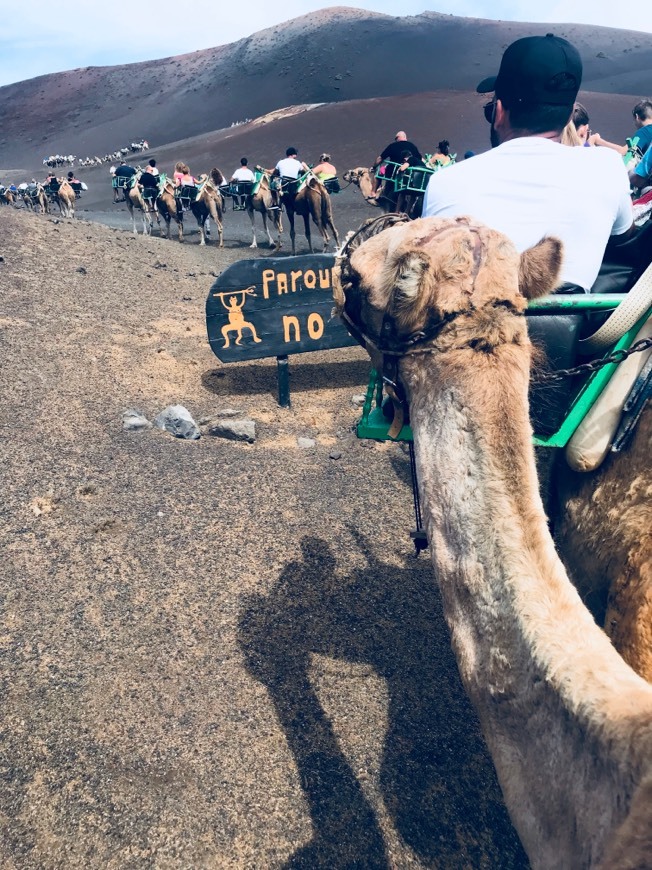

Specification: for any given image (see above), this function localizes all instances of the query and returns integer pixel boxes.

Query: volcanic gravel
[0,207,528,867]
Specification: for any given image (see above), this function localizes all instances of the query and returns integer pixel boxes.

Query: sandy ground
[0,206,528,868]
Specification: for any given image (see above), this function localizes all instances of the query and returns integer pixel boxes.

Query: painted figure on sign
[214,286,263,348]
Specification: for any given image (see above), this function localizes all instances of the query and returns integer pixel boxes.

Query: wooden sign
[205,253,357,363]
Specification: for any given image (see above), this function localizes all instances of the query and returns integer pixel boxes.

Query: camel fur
[22,183,48,214]
[334,215,652,869]
[156,178,183,242]
[280,173,339,255]
[55,180,75,218]
[244,169,282,249]
[554,409,651,682]
[126,172,158,235]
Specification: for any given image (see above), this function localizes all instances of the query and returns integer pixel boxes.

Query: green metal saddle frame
[357,294,652,449]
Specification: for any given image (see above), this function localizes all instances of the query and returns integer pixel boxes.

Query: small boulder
[297,437,316,449]
[154,405,200,440]
[122,409,152,431]
[329,450,342,460]
[351,394,366,408]
[208,419,256,443]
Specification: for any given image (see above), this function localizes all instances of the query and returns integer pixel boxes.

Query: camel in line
[126,172,158,235]
[184,168,224,247]
[334,215,652,869]
[22,184,48,214]
[343,166,423,218]
[278,173,339,255]
[244,169,282,249]
[55,180,75,218]
[157,178,183,241]
[2,187,17,206]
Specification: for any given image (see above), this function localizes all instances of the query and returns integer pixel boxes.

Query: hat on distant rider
[477,33,582,109]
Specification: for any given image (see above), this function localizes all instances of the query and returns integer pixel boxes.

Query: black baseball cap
[477,34,582,108]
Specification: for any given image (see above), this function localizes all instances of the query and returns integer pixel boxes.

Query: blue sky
[1,1,651,88]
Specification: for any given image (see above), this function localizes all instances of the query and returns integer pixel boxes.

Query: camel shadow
[238,534,528,869]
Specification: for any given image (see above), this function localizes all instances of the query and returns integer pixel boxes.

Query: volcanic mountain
[1,7,652,170]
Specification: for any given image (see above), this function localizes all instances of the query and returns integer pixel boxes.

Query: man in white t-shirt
[275,146,308,180]
[422,34,634,292]
[230,157,256,209]
[272,147,309,208]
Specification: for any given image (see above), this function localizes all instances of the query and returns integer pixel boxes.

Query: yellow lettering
[262,269,275,300]
[304,270,316,289]
[277,273,288,294]
[283,315,300,342]
[290,270,303,292]
[307,313,324,340]
[318,269,331,289]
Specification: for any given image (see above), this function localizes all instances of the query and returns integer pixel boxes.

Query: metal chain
[534,337,652,383]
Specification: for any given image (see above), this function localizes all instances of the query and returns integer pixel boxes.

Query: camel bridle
[337,213,508,437]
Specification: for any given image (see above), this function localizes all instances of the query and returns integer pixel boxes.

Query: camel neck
[401,344,652,863]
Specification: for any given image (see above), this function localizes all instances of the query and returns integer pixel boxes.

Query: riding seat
[281,177,300,197]
[323,177,341,194]
[230,181,253,210]
[527,221,652,436]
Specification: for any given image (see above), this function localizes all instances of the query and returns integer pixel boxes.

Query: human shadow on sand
[238,534,528,869]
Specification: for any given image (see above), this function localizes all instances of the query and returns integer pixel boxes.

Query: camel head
[343,167,371,185]
[334,215,562,368]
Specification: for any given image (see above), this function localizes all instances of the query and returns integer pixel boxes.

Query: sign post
[205,254,357,405]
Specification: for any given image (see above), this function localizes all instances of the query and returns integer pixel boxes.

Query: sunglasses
[483,100,496,124]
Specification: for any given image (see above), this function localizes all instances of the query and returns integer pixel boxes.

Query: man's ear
[494,99,508,126]
[519,236,564,299]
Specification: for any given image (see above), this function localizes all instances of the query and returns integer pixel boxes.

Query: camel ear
[519,236,563,300]
[388,251,430,316]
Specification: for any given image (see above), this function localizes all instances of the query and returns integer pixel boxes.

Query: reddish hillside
[1,7,651,168]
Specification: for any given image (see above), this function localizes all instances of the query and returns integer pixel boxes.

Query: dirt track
[0,207,528,868]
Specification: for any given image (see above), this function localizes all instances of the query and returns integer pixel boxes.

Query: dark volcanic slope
[1,6,651,166]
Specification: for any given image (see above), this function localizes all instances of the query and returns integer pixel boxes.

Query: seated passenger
[313,153,337,181]
[428,140,454,168]
[590,99,652,157]
[312,153,340,193]
[147,158,159,177]
[272,147,309,204]
[138,165,160,198]
[113,161,136,201]
[230,157,255,209]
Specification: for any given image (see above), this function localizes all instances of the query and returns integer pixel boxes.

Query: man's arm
[590,133,627,156]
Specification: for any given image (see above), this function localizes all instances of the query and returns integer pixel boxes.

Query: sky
[2,1,651,88]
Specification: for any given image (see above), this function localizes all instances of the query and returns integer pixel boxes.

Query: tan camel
[2,187,17,206]
[32,183,49,214]
[126,172,157,235]
[334,215,652,869]
[554,411,651,681]
[344,166,422,217]
[156,178,183,241]
[280,173,339,255]
[56,180,75,218]
[245,169,282,249]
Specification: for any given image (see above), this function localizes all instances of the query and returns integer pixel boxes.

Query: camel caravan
[334,214,652,869]
[111,157,340,251]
